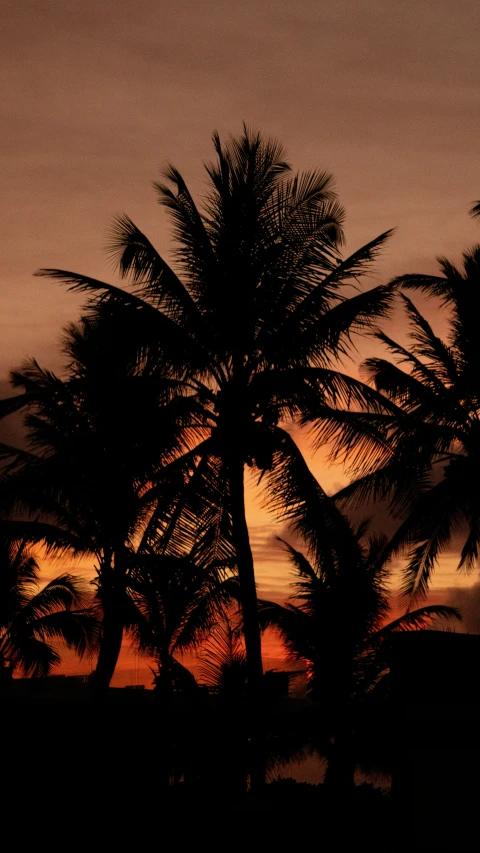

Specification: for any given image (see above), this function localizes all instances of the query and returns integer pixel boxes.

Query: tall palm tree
[258,477,459,788]
[328,242,480,598]
[0,306,192,693]
[36,127,395,691]
[0,531,98,680]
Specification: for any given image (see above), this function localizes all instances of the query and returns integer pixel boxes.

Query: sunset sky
[2,0,480,683]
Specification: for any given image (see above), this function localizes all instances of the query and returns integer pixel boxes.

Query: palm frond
[2,635,60,678]
[108,213,203,323]
[470,201,480,221]
[196,618,247,691]
[31,608,101,657]
[377,604,461,635]
[20,574,88,623]
[400,294,459,384]
[306,408,396,477]
[276,538,319,582]
[260,426,357,574]
[258,599,314,662]
[34,269,201,372]
[304,282,398,365]
[400,485,466,600]
[262,231,393,365]
[390,271,455,305]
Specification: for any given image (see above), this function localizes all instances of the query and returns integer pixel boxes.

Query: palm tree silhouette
[331,240,480,598]
[0,530,98,680]
[197,616,247,700]
[36,127,394,692]
[258,473,459,788]
[0,306,190,693]
[127,547,238,699]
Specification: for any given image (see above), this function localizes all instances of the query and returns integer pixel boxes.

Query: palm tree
[0,306,192,694]
[36,127,395,692]
[0,530,98,680]
[197,616,248,700]
[258,481,460,788]
[127,547,237,699]
[328,241,480,598]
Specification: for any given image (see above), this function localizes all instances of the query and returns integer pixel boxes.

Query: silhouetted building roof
[388,630,480,704]
[388,631,480,849]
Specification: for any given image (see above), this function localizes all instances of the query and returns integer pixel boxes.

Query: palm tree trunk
[92,557,125,698]
[225,449,266,792]
[92,601,124,698]
[226,449,263,694]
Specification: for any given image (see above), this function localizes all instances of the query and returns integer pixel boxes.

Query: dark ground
[2,680,478,850]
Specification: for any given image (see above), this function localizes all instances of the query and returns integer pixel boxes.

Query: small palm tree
[127,548,238,699]
[0,532,98,680]
[260,532,458,703]
[197,617,247,700]
[36,127,395,692]
[258,478,460,788]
